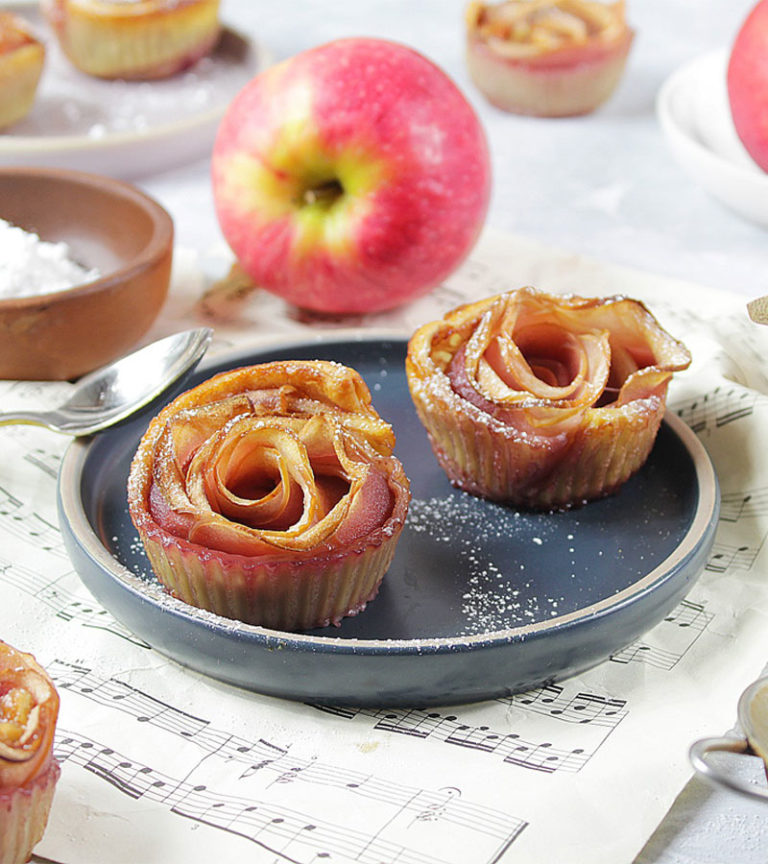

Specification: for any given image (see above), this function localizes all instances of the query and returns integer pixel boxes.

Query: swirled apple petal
[0,643,59,791]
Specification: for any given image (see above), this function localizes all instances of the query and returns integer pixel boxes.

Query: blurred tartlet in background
[465,0,633,117]
[0,13,45,130]
[41,0,221,80]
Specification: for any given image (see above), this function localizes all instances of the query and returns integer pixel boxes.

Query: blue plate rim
[57,332,720,656]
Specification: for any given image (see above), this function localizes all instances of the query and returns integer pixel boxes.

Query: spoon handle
[689,735,768,800]
[0,410,51,430]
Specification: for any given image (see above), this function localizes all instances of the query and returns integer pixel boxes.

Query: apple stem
[302,179,344,207]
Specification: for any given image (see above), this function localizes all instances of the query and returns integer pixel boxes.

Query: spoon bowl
[0,328,213,436]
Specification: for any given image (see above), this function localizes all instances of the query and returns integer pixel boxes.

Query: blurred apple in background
[211,37,491,314]
[727,0,768,172]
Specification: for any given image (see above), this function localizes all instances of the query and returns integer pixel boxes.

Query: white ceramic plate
[656,49,768,229]
[0,10,267,178]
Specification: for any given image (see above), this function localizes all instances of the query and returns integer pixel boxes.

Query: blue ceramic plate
[58,336,719,707]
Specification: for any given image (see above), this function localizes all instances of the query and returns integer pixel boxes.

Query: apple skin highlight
[211,37,491,314]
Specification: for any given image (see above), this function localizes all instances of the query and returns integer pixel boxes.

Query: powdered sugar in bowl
[0,166,173,380]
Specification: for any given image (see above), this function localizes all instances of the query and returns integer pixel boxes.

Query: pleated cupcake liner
[47,0,221,79]
[0,759,60,864]
[410,375,666,509]
[141,523,404,631]
[465,31,633,118]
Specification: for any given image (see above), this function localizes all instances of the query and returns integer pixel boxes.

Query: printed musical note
[27,512,67,556]
[373,710,446,739]
[0,485,67,558]
[706,541,760,573]
[0,559,148,647]
[611,599,714,671]
[509,686,627,728]
[52,715,528,864]
[673,385,767,435]
[719,487,768,523]
[610,643,680,670]
[313,686,627,775]
[24,446,62,480]
[412,787,462,824]
[0,484,22,517]
[663,599,713,631]
[501,741,588,773]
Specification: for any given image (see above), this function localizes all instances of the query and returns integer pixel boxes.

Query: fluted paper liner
[410,372,665,508]
[43,0,221,80]
[139,520,403,630]
[0,760,60,864]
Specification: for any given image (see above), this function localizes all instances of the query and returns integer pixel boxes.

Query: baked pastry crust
[0,641,60,864]
[42,0,221,80]
[465,0,633,116]
[0,13,45,130]
[128,360,411,630]
[406,286,691,509]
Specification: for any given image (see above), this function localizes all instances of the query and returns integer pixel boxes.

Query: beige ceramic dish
[0,166,173,380]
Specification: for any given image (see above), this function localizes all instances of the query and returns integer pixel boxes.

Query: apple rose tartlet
[465,0,634,116]
[41,0,220,80]
[406,287,691,510]
[128,360,411,630]
[0,641,60,864]
[0,13,45,130]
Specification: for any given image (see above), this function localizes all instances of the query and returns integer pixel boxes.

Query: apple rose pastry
[465,0,634,116]
[0,641,60,864]
[0,13,45,131]
[41,0,220,80]
[406,287,691,510]
[128,361,411,630]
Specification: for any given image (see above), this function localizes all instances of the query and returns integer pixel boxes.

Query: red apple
[727,0,768,172]
[211,37,491,314]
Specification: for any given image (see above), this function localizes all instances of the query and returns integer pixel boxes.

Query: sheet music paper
[2,227,768,864]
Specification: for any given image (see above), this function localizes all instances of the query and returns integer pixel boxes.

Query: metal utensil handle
[689,735,768,801]
[0,410,49,430]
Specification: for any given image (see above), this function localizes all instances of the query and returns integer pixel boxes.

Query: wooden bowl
[0,167,173,379]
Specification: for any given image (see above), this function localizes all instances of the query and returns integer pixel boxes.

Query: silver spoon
[0,327,213,436]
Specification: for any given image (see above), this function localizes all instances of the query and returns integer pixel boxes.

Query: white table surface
[67,0,768,860]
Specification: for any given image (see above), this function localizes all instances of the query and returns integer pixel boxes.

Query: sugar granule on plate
[0,219,100,299]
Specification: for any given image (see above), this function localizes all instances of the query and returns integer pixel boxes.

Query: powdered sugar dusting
[0,219,100,297]
[407,496,567,636]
